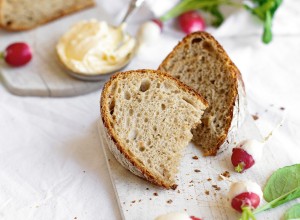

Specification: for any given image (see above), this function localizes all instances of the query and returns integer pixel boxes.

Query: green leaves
[284,204,300,220]
[244,0,283,43]
[253,164,300,214]
[160,0,283,44]
[264,164,300,202]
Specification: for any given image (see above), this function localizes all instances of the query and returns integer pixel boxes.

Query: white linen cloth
[0,0,300,219]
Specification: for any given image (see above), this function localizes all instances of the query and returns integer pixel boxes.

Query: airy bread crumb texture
[159,32,238,156]
[0,0,94,31]
[102,70,207,188]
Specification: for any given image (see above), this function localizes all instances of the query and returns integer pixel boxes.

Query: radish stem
[0,51,4,60]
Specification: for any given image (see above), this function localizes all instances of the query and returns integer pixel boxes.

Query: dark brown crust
[159,31,245,156]
[0,0,95,31]
[100,69,208,189]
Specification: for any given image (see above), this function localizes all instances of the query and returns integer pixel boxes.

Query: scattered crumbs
[252,114,259,120]
[153,192,158,196]
[83,171,86,173]
[123,202,125,205]
[219,171,230,180]
[177,190,181,194]
[108,159,111,162]
[74,217,77,220]
[227,198,230,201]
[205,190,210,195]
[189,180,194,183]
[131,200,136,203]
[212,185,221,191]
[138,199,141,202]
[126,210,128,212]
[194,169,201,173]
[184,209,187,211]
[192,156,199,160]
[146,188,149,190]
[149,198,152,200]
[226,140,229,144]
[166,199,173,204]
[207,178,212,181]
[234,142,236,145]
[280,107,285,111]
[214,193,216,196]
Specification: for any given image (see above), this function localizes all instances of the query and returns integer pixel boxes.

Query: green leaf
[284,204,300,220]
[264,164,300,202]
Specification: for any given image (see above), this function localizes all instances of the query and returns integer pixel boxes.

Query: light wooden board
[0,1,112,97]
[98,112,290,220]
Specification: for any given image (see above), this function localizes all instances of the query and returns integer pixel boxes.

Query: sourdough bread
[0,0,94,31]
[159,32,246,156]
[100,69,208,189]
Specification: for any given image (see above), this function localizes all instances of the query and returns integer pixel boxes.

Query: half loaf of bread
[159,32,246,156]
[100,69,208,189]
[0,0,94,31]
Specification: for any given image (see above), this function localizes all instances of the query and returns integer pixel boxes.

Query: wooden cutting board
[98,112,290,220]
[0,1,111,97]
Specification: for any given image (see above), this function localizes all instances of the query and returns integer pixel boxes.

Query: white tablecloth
[1,0,300,219]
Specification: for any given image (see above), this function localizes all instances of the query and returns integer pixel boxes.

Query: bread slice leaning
[100,69,208,189]
[0,0,94,31]
[159,32,246,156]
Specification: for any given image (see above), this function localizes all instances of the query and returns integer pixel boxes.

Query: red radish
[231,117,284,173]
[178,11,205,34]
[1,42,32,67]
[190,216,202,220]
[231,140,263,173]
[137,20,162,46]
[152,18,163,31]
[228,181,263,213]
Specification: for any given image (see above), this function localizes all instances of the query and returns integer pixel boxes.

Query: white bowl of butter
[56,19,137,81]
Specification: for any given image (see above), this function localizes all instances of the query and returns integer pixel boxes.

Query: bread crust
[159,31,246,156]
[100,69,208,189]
[0,0,95,31]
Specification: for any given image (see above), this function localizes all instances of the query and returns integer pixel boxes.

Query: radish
[231,117,284,173]
[178,11,205,34]
[0,42,32,67]
[228,181,263,214]
[155,211,201,220]
[137,19,162,46]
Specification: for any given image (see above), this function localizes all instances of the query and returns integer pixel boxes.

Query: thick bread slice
[100,69,208,189]
[159,32,246,156]
[0,0,94,31]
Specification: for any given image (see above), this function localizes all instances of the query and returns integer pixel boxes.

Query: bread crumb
[153,192,158,196]
[252,114,259,120]
[138,199,141,202]
[207,178,212,181]
[146,188,149,190]
[192,156,199,160]
[166,199,173,204]
[219,171,230,180]
[74,217,77,220]
[131,200,136,203]
[205,190,210,195]
[189,180,194,183]
[280,107,285,111]
[194,169,201,173]
[212,185,221,191]
[177,190,181,193]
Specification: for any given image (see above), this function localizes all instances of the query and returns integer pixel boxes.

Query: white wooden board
[98,112,292,220]
[0,1,112,97]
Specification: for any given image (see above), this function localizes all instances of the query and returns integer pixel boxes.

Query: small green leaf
[264,164,300,202]
[284,204,300,220]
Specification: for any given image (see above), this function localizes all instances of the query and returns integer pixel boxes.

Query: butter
[56,19,136,75]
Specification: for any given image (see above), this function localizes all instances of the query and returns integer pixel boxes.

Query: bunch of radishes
[0,42,32,67]
[137,10,205,46]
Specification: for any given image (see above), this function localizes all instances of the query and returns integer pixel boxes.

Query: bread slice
[159,32,246,156]
[0,0,94,31]
[100,69,208,189]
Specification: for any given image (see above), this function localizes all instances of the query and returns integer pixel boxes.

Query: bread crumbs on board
[167,199,173,204]
[207,178,212,181]
[153,192,158,196]
[205,190,210,195]
[192,156,199,160]
[194,169,201,173]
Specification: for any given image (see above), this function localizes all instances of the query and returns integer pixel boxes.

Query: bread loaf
[159,32,246,156]
[0,0,94,31]
[100,69,208,189]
